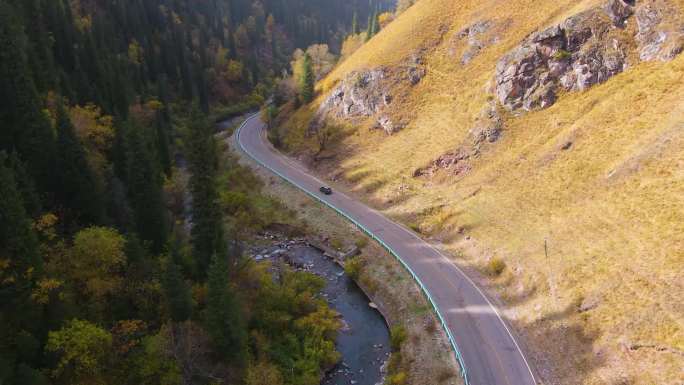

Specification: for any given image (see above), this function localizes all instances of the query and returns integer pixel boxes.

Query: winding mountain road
[236,114,538,385]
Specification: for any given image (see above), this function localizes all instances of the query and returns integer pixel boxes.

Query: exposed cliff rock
[635,0,684,61]
[311,63,424,135]
[495,0,683,111]
[321,69,389,118]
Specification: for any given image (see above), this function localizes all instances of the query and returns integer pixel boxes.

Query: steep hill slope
[276,0,684,384]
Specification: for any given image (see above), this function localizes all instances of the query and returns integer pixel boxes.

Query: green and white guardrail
[235,113,469,385]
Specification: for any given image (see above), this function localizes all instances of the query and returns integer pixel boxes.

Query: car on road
[319,186,333,195]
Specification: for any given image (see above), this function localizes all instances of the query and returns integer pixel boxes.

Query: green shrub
[354,237,369,249]
[408,223,421,233]
[359,275,379,295]
[552,49,571,60]
[344,257,364,280]
[390,325,407,351]
[388,372,407,385]
[330,238,343,250]
[487,257,506,277]
[386,351,403,376]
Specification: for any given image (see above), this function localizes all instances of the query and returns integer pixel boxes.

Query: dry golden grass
[280,0,684,383]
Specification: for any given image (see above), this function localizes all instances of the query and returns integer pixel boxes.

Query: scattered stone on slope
[407,66,426,85]
[470,101,504,146]
[453,20,497,65]
[494,0,683,112]
[414,102,503,178]
[376,114,401,135]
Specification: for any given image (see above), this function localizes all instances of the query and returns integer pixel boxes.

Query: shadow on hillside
[298,122,606,385]
[515,303,604,385]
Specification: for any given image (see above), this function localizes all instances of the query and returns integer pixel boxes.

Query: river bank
[248,238,391,385]
[226,126,462,385]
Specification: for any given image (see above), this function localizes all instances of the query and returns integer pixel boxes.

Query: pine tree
[372,11,379,36]
[0,153,41,288]
[186,106,225,277]
[0,1,56,198]
[300,53,315,104]
[7,152,41,218]
[365,12,373,41]
[54,102,104,228]
[195,64,210,114]
[204,254,246,360]
[351,11,358,35]
[155,76,173,176]
[124,121,168,253]
[0,153,44,385]
[162,258,192,323]
[0,153,42,322]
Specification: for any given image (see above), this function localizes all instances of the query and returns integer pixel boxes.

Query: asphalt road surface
[236,114,538,385]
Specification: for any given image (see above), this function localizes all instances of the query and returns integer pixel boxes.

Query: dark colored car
[319,186,333,195]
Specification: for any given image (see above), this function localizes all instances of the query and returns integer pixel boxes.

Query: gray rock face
[495,0,683,111]
[495,6,628,111]
[635,0,684,61]
[604,0,634,26]
[309,69,394,134]
[312,65,421,135]
[321,69,388,118]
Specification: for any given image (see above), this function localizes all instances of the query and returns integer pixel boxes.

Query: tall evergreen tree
[162,258,192,323]
[0,153,41,298]
[365,12,373,41]
[204,254,246,361]
[372,11,379,36]
[351,11,358,35]
[0,154,44,381]
[54,102,104,228]
[0,1,56,198]
[124,121,168,253]
[6,152,41,218]
[300,53,314,104]
[155,76,173,176]
[185,107,225,277]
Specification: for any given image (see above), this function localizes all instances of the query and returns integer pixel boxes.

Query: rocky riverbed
[251,239,391,385]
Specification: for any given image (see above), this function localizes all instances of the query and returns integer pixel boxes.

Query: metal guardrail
[235,113,469,385]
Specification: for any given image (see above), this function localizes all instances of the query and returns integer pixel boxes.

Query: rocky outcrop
[413,148,472,178]
[311,63,425,135]
[495,0,683,111]
[635,0,684,61]
[414,102,503,178]
[321,69,389,118]
[309,69,395,134]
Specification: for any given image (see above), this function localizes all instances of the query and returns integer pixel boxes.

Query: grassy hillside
[278,0,684,384]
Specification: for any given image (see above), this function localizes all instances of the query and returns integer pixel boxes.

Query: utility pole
[545,237,556,309]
